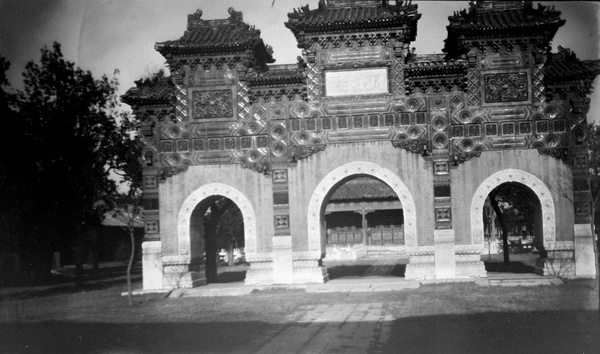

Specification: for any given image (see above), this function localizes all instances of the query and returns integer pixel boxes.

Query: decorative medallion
[430,96,446,110]
[271,124,286,140]
[192,89,233,119]
[450,95,464,109]
[432,133,448,148]
[270,106,286,120]
[274,215,289,229]
[272,169,288,183]
[543,105,558,119]
[434,162,450,175]
[432,116,447,131]
[272,142,287,157]
[144,176,158,189]
[145,221,159,233]
[457,109,473,124]
[435,207,452,222]
[406,97,422,112]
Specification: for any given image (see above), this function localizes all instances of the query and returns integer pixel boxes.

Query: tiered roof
[443,1,565,58]
[247,64,305,88]
[155,8,274,65]
[285,0,420,41]
[545,46,600,86]
[121,74,174,107]
[329,177,398,202]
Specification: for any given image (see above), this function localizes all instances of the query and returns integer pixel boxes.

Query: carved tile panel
[483,72,528,103]
[191,89,234,119]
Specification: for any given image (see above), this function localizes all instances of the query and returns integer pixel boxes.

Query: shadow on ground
[1,310,597,354]
[326,264,406,279]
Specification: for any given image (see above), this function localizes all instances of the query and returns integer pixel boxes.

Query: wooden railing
[326,225,405,245]
[368,225,404,245]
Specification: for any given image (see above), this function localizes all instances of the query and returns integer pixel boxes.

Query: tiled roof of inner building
[121,76,174,106]
[285,2,420,35]
[329,177,398,202]
[446,4,564,31]
[248,66,305,87]
[545,49,600,84]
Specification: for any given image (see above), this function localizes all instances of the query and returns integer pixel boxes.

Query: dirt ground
[1,263,599,353]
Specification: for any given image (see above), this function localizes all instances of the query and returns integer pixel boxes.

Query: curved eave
[286,16,420,37]
[120,97,174,107]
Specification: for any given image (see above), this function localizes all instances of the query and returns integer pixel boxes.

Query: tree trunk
[127,225,135,306]
[228,243,234,267]
[489,190,510,266]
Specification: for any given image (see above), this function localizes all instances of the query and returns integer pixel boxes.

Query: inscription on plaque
[325,68,388,97]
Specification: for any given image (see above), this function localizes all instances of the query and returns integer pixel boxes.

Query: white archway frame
[470,169,555,246]
[307,161,418,257]
[177,183,257,257]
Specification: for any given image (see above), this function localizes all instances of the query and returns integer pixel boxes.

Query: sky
[1,0,599,118]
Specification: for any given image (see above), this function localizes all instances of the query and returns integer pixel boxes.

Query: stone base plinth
[535,242,575,278]
[293,259,329,284]
[245,260,274,285]
[405,248,435,280]
[162,256,205,289]
[434,230,456,279]
[455,246,487,278]
[574,224,596,278]
[142,241,163,290]
[273,236,294,284]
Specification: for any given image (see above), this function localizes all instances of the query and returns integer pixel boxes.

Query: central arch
[307,162,418,258]
[177,183,257,259]
[471,169,555,247]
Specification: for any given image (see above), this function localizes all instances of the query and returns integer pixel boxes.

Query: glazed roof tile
[545,47,600,85]
[405,54,467,79]
[329,177,398,202]
[248,65,305,87]
[155,8,274,63]
[443,1,565,57]
[285,0,420,38]
[121,75,174,107]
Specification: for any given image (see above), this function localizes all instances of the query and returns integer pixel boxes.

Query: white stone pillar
[142,241,163,290]
[434,229,456,279]
[574,224,596,278]
[272,236,294,284]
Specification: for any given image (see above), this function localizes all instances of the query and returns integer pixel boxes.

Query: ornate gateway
[123,0,600,289]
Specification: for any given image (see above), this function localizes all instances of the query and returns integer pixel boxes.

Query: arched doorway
[307,162,417,278]
[177,183,257,283]
[471,169,555,274]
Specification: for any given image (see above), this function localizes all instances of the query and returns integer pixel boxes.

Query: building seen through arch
[122,0,600,290]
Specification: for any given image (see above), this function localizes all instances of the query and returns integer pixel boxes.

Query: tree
[487,183,538,265]
[14,43,122,282]
[111,112,144,304]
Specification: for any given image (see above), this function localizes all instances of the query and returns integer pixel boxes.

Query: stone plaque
[325,68,388,97]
